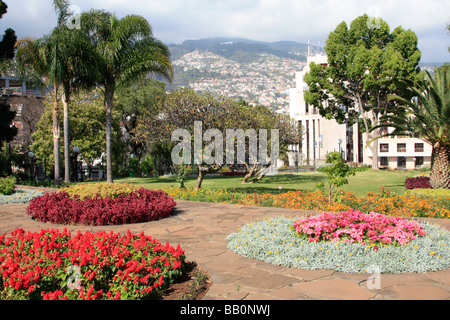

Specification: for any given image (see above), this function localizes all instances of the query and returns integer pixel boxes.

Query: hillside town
[172,49,305,113]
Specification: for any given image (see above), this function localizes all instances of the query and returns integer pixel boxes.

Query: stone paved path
[1,196,450,300]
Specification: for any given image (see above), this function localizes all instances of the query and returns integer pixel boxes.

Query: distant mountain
[168,37,314,63]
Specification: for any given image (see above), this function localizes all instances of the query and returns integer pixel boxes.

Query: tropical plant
[80,10,173,183]
[15,0,95,185]
[372,65,450,189]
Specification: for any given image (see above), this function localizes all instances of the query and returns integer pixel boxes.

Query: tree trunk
[195,168,206,190]
[430,144,450,189]
[368,134,379,170]
[52,96,61,186]
[62,87,70,183]
[105,85,115,183]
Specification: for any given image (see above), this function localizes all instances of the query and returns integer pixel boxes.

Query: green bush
[0,176,16,195]
[405,188,450,198]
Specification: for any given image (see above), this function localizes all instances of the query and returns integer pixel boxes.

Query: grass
[112,169,418,197]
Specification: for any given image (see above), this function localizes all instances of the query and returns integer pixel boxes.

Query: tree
[237,102,302,184]
[31,89,122,179]
[15,0,95,184]
[0,1,16,76]
[317,152,355,203]
[0,101,17,146]
[80,10,173,183]
[372,65,450,189]
[304,14,422,169]
[115,78,167,158]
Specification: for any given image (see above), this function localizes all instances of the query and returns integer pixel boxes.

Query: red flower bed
[405,176,431,189]
[27,188,176,226]
[0,228,185,300]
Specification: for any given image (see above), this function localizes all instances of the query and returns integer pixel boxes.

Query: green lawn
[113,169,419,196]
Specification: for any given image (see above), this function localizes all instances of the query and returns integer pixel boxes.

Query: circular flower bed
[0,188,44,204]
[0,228,185,300]
[227,211,450,274]
[27,188,176,226]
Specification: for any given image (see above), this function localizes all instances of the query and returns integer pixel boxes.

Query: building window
[380,157,388,166]
[415,143,424,152]
[380,143,389,153]
[397,157,406,168]
[397,143,406,152]
[415,156,424,167]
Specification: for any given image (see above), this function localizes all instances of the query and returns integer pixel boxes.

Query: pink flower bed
[293,209,426,248]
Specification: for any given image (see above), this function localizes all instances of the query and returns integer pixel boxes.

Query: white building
[288,54,432,169]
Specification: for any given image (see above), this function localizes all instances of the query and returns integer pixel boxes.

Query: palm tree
[80,10,173,182]
[372,65,450,188]
[15,37,63,185]
[16,1,95,184]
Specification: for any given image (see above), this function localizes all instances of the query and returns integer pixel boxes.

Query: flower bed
[227,216,450,273]
[293,210,426,248]
[27,188,176,226]
[237,188,450,219]
[0,188,44,204]
[0,228,185,300]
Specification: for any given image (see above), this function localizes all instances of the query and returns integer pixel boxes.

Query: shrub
[0,228,185,300]
[405,176,431,189]
[292,209,426,248]
[27,188,176,226]
[0,176,16,195]
[219,171,248,176]
[62,183,140,199]
[0,188,44,204]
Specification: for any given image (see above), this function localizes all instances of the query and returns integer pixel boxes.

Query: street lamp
[73,146,79,182]
[130,154,135,177]
[338,139,342,155]
[28,151,34,185]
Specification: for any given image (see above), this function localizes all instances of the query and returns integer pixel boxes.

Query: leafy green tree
[304,14,422,169]
[0,102,17,146]
[80,9,173,183]
[317,152,355,203]
[0,1,16,65]
[372,65,450,189]
[31,89,123,179]
[115,78,167,158]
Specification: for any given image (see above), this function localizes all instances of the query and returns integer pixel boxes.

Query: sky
[0,0,449,63]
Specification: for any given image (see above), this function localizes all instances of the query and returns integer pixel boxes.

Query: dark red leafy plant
[27,188,176,226]
[405,176,431,189]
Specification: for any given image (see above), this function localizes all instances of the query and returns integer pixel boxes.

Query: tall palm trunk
[105,83,114,183]
[52,89,61,185]
[430,143,450,189]
[62,85,70,183]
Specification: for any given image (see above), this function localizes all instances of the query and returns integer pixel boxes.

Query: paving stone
[379,285,450,300]
[238,273,298,289]
[293,279,376,300]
